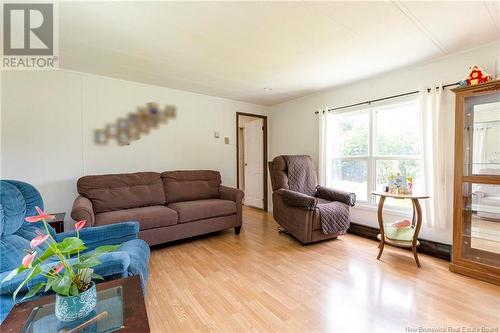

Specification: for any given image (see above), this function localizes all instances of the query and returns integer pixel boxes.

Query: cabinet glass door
[463,93,500,176]
[460,89,500,267]
[461,182,500,267]
[452,82,500,284]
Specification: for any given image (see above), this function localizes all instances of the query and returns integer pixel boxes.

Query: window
[328,98,422,209]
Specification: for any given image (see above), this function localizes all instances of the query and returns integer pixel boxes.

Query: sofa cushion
[167,199,236,223]
[161,170,221,203]
[95,206,178,230]
[78,172,165,213]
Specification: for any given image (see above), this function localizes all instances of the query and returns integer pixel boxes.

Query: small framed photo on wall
[94,129,107,144]
[117,130,130,146]
[106,124,118,138]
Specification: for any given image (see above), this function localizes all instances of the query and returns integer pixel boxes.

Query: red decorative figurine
[465,65,492,86]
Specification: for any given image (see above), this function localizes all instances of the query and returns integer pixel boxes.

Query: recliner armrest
[71,195,96,227]
[278,189,317,209]
[315,186,356,206]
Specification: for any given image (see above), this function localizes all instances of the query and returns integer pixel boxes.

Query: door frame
[236,112,268,211]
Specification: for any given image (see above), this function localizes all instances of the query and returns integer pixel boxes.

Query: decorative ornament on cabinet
[458,65,493,87]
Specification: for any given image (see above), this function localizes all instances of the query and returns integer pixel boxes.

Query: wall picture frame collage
[94,103,177,145]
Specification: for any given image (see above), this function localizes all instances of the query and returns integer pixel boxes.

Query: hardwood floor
[145,207,500,333]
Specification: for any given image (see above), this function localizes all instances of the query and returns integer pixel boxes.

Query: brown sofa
[71,170,244,245]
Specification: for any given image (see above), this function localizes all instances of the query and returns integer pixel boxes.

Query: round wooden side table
[371,191,430,267]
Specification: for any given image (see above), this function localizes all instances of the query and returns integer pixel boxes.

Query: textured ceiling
[59,1,500,106]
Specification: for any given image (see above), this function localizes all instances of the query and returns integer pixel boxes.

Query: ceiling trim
[391,1,449,55]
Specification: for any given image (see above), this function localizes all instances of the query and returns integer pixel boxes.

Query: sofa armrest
[219,185,244,203]
[279,189,317,209]
[219,185,244,227]
[71,196,95,227]
[315,186,356,206]
[55,222,140,252]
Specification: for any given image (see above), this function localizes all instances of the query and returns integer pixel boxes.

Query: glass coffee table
[1,276,149,333]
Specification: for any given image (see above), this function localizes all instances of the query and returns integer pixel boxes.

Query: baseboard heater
[348,222,452,261]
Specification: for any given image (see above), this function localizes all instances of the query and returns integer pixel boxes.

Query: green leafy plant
[2,207,119,302]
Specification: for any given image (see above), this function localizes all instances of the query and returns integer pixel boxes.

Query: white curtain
[318,109,330,186]
[420,84,452,228]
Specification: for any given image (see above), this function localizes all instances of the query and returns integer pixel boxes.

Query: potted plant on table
[2,207,119,322]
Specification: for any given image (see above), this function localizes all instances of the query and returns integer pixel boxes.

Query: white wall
[269,41,500,244]
[2,41,499,243]
[1,70,268,224]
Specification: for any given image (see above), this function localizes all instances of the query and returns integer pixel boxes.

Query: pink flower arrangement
[22,252,37,268]
[52,263,64,275]
[25,207,55,223]
[2,206,118,302]
[75,220,86,231]
[30,231,49,249]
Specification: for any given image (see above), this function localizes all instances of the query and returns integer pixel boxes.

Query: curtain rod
[314,82,460,114]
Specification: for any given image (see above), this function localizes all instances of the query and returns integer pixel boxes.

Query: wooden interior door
[243,118,264,209]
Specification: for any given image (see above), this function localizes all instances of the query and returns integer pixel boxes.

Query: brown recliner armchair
[268,155,356,244]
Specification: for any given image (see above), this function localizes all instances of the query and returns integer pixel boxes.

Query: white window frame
[330,97,421,208]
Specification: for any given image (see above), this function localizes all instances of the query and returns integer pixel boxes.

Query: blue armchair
[0,180,150,323]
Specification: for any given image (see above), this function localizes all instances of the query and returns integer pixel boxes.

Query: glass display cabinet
[450,80,500,285]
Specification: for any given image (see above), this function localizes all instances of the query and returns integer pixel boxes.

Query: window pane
[331,159,367,201]
[331,112,369,157]
[376,159,422,209]
[376,101,420,156]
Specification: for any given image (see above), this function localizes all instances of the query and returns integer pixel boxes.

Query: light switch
[214,132,220,138]
[224,137,229,144]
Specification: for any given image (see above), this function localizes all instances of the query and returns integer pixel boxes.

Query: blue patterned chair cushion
[0,181,55,273]
[0,234,30,272]
[0,181,26,236]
